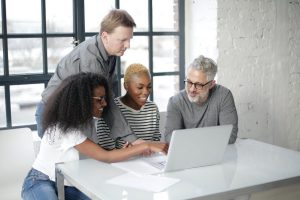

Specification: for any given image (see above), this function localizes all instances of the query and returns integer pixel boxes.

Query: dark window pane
[46,0,73,33]
[6,0,41,33]
[0,39,3,75]
[153,0,178,31]
[0,3,2,33]
[47,37,74,73]
[120,78,125,96]
[10,84,44,126]
[120,0,148,32]
[153,75,179,112]
[8,38,43,74]
[85,0,115,32]
[0,86,6,127]
[121,36,149,74]
[153,36,179,73]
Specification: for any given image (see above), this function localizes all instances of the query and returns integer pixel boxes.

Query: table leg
[55,167,65,200]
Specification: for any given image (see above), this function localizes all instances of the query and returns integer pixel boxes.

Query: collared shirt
[41,35,117,103]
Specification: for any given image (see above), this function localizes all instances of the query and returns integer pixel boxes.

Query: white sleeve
[62,130,87,149]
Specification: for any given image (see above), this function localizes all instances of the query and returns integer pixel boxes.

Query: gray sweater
[164,85,238,144]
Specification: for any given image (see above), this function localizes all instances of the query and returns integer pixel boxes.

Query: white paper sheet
[106,172,180,192]
[111,159,162,175]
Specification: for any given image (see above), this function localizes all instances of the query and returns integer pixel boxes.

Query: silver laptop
[112,124,233,175]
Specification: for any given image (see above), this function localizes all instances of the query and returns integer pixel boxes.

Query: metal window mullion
[41,0,48,75]
[179,0,185,90]
[73,0,77,38]
[152,71,179,76]
[116,0,121,96]
[4,85,12,128]
[75,0,85,44]
[72,0,82,46]
[1,0,9,76]
[0,74,54,85]
[1,0,12,127]
[148,0,154,101]
[115,0,120,8]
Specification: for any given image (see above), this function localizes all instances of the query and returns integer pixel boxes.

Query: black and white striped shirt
[96,118,115,150]
[114,97,161,148]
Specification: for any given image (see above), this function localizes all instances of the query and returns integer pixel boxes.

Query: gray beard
[187,92,209,105]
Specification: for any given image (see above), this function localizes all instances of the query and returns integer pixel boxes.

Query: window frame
[0,0,185,130]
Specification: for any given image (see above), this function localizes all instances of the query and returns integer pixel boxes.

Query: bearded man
[164,55,238,144]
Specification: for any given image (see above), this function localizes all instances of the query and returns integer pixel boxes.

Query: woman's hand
[134,140,169,156]
[147,142,169,155]
[122,141,132,148]
[123,140,169,156]
[132,139,146,145]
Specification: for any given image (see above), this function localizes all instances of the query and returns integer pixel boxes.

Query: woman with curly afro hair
[22,72,167,200]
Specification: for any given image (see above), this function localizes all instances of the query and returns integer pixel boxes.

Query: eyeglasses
[184,79,212,90]
[92,96,106,104]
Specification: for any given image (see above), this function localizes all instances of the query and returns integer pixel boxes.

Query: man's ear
[210,80,216,88]
[101,31,107,37]
[101,32,108,42]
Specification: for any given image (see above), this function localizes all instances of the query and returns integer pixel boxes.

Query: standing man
[164,55,238,144]
[36,9,137,143]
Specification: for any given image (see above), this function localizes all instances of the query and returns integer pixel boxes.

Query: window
[0,0,184,130]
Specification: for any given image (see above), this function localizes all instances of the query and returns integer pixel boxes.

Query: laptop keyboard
[147,160,166,170]
[142,153,167,170]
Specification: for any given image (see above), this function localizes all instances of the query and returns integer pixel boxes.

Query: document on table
[111,158,163,175]
[106,172,180,192]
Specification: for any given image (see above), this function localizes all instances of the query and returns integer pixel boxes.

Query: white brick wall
[217,0,300,150]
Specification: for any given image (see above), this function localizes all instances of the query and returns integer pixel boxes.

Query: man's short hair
[100,9,136,34]
[187,55,218,81]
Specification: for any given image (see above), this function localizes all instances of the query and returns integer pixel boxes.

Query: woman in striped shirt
[96,63,161,149]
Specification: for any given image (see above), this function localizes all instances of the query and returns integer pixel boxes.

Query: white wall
[217,0,300,150]
[186,0,300,151]
[185,0,218,64]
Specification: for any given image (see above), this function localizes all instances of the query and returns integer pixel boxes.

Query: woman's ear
[124,82,128,91]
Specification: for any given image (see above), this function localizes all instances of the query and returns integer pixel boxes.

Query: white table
[55,139,300,200]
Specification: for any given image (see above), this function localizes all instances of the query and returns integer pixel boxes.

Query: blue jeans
[22,168,90,200]
[35,101,45,138]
